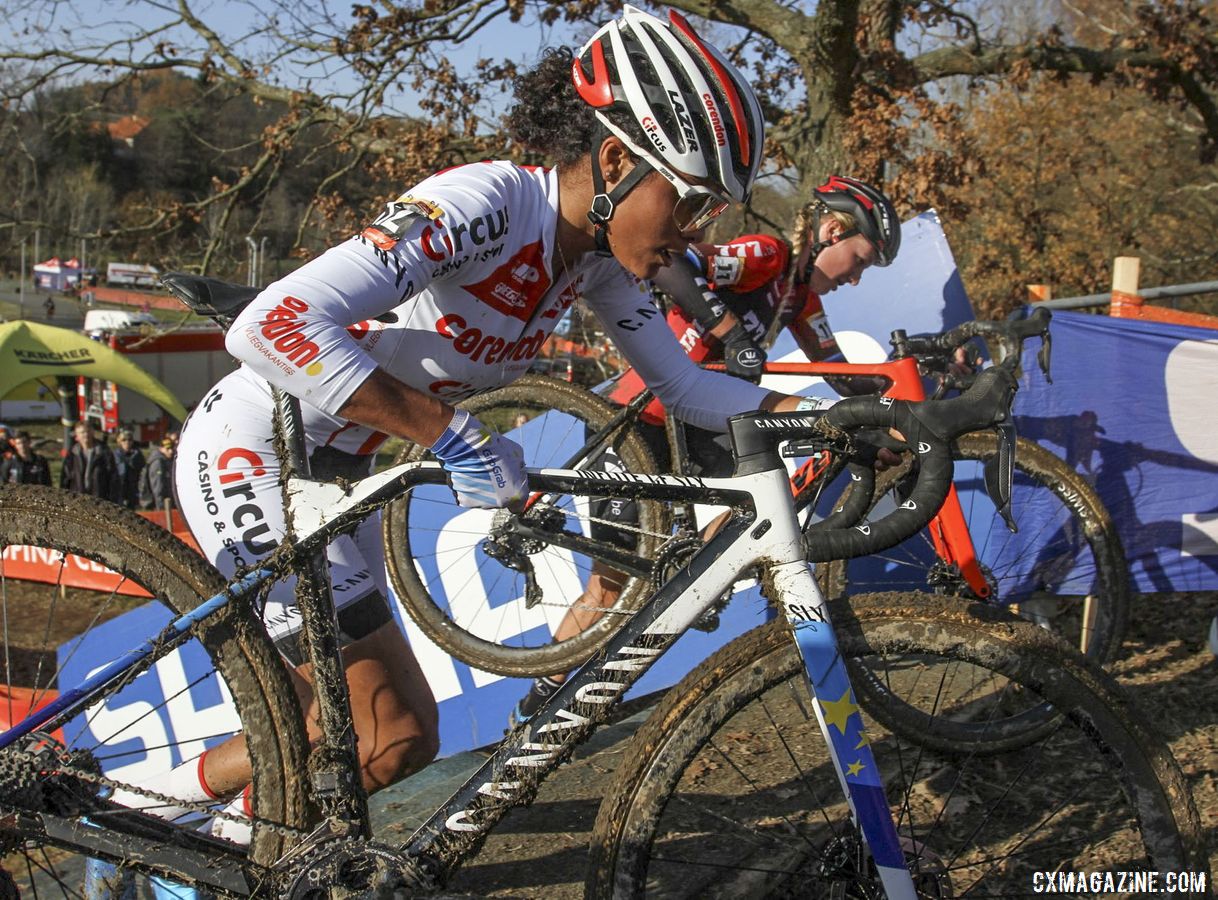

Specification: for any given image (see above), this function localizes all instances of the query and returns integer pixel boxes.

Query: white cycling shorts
[175,367,387,644]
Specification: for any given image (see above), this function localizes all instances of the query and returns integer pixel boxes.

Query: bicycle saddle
[160,273,261,327]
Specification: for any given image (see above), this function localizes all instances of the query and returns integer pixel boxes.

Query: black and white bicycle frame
[1,365,1018,897]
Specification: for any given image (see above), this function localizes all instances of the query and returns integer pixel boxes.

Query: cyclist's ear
[819,217,845,242]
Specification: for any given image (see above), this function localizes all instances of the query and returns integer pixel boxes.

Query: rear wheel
[587,594,1206,898]
[0,485,308,894]
[384,375,671,677]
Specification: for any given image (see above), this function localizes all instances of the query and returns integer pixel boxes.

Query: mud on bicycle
[0,297,1204,896]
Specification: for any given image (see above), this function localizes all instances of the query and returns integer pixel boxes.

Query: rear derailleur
[480,505,566,609]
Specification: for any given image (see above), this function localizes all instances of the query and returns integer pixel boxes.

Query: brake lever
[1037,331,1053,384]
[983,421,1018,532]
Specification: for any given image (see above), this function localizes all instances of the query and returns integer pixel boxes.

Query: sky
[7,0,602,118]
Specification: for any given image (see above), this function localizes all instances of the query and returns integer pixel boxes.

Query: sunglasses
[607,123,734,232]
[654,164,732,232]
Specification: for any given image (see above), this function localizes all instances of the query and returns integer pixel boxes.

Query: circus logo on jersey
[419,206,509,262]
[461,240,551,321]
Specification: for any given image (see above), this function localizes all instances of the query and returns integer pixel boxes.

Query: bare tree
[0,0,1213,275]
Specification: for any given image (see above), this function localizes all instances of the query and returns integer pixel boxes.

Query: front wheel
[384,375,670,677]
[587,594,1206,898]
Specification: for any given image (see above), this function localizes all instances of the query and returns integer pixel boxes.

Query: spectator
[0,431,51,485]
[111,429,146,509]
[60,422,118,499]
[43,296,55,319]
[0,424,13,460]
[140,437,176,510]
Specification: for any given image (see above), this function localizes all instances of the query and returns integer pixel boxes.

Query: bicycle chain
[0,740,308,841]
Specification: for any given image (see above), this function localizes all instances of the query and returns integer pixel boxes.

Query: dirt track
[374,591,1218,898]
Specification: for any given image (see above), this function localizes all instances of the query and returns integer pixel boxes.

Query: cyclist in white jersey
[149,6,823,832]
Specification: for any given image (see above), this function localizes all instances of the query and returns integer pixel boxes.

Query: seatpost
[272,387,371,834]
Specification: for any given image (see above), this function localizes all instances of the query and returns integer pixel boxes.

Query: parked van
[84,309,158,335]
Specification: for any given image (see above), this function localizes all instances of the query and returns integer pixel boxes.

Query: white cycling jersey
[224,160,769,455]
[178,160,772,644]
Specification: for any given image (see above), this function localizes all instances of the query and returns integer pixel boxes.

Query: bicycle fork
[768,561,919,900]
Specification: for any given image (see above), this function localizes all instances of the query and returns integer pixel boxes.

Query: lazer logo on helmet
[701,94,726,147]
[641,116,668,153]
[420,207,510,262]
[666,91,699,153]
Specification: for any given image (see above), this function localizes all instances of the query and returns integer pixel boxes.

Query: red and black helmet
[571,5,765,205]
[813,175,901,267]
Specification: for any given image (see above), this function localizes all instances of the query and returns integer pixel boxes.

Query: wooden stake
[1110,256,1143,318]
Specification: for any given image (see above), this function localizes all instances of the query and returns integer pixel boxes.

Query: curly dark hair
[505,47,599,165]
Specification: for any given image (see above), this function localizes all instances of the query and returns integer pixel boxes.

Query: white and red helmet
[571,5,765,205]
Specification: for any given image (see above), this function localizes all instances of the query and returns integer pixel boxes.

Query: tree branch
[909,42,1174,82]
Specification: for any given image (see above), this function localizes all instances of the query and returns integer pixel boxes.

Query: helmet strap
[797,206,858,285]
[587,125,654,258]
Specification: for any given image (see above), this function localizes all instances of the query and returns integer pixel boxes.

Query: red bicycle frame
[745,358,991,600]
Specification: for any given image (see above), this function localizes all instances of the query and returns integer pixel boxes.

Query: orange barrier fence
[1028,257,1218,329]
[2,509,201,597]
[0,685,62,739]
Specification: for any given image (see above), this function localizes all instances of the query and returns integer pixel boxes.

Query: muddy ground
[412,591,1218,897]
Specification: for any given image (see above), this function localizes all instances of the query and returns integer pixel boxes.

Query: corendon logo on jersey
[461,240,551,321]
[420,207,510,262]
[435,314,548,366]
[701,93,726,147]
[252,296,323,375]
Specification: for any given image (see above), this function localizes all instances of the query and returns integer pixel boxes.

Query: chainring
[280,835,429,900]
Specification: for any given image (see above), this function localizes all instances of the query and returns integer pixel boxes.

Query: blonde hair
[789,203,858,265]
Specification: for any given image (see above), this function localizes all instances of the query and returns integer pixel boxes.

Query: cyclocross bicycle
[0,275,1202,897]
[383,308,1130,680]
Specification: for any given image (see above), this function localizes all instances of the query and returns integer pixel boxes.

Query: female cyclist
[125,5,818,837]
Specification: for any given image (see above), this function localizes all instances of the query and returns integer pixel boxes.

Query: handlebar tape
[803,460,876,532]
[804,366,1017,562]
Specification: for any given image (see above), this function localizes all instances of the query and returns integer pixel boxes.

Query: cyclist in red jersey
[510,176,903,726]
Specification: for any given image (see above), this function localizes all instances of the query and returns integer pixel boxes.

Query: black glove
[722,324,766,383]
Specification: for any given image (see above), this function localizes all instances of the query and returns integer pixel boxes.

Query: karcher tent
[0,321,187,420]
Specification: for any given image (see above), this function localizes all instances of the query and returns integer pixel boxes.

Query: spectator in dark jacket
[111,429,146,509]
[0,431,51,485]
[0,424,13,461]
[140,437,176,510]
[60,422,119,499]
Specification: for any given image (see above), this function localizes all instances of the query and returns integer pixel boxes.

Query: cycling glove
[430,410,527,509]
